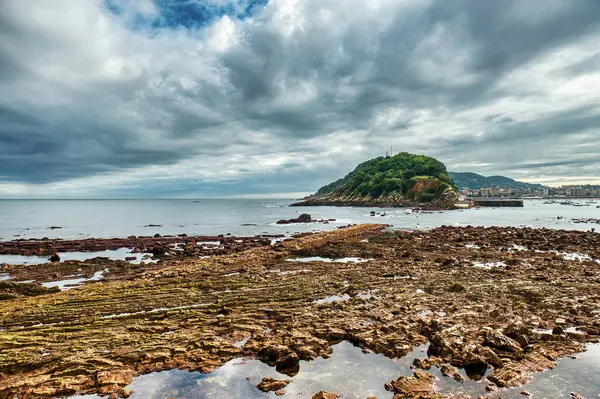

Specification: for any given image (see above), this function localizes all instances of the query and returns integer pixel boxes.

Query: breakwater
[472,198,524,207]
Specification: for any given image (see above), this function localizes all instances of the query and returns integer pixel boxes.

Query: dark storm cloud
[1,0,600,196]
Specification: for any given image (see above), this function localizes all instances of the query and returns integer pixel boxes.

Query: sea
[0,198,598,241]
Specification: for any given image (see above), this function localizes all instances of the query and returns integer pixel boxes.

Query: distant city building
[462,184,600,199]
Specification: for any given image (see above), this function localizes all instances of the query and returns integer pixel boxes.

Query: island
[292,152,459,208]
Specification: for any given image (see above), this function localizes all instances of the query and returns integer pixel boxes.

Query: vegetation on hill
[314,152,456,202]
[449,172,546,191]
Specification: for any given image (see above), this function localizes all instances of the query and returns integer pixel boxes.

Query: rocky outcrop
[0,281,60,301]
[277,213,312,224]
[385,371,466,398]
[257,344,300,376]
[292,189,459,209]
[312,391,341,399]
[276,214,337,224]
[256,377,289,392]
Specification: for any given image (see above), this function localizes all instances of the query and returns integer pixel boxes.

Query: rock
[276,214,313,224]
[312,391,341,399]
[125,256,137,261]
[448,283,466,292]
[385,371,437,396]
[296,346,317,360]
[515,334,529,349]
[552,326,565,335]
[275,352,300,376]
[570,393,586,399]
[463,352,488,380]
[580,327,599,335]
[481,328,523,352]
[256,344,299,375]
[440,364,465,382]
[256,377,289,392]
[153,234,161,238]
[151,246,166,256]
[96,369,136,386]
[296,214,312,223]
[48,253,60,263]
[257,344,292,363]
[476,346,504,368]
[412,357,444,370]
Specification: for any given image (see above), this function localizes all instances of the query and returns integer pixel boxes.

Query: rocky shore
[0,225,599,398]
[291,190,460,210]
[0,234,275,299]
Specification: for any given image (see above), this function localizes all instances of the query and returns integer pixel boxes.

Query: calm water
[0,199,598,241]
[71,341,600,399]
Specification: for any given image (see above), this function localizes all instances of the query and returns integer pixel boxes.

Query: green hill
[449,172,546,191]
[294,153,458,207]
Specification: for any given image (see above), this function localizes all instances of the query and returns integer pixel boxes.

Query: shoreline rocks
[0,224,599,398]
[290,190,459,210]
[276,214,336,224]
[256,377,290,392]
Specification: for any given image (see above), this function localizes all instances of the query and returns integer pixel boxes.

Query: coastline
[290,194,460,210]
[1,224,599,398]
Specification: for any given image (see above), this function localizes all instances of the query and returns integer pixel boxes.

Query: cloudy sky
[1,0,600,198]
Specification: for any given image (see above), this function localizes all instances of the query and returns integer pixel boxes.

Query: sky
[1,0,600,198]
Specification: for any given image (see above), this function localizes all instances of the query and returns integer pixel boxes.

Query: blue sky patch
[104,0,268,31]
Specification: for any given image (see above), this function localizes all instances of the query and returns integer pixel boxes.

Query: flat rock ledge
[0,224,599,398]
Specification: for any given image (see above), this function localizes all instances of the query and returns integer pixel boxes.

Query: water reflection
[42,269,108,290]
[487,343,600,399]
[68,342,600,399]
[0,248,152,266]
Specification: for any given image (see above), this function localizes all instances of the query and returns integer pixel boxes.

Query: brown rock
[570,393,586,399]
[276,214,313,224]
[552,326,565,335]
[275,352,300,376]
[481,328,523,352]
[463,352,488,380]
[385,371,436,395]
[257,344,292,363]
[515,334,529,348]
[256,377,290,392]
[440,364,465,382]
[96,369,137,386]
[312,391,342,399]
